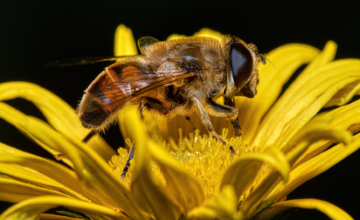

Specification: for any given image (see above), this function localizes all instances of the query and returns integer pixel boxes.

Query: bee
[78,35,265,146]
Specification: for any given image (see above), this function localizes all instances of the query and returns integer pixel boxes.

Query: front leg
[191,96,232,147]
[224,97,242,137]
[192,96,236,154]
[207,98,242,137]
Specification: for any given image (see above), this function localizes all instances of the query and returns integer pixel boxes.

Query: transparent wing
[45,55,137,67]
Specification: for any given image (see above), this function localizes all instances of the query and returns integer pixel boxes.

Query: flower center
[110,128,254,198]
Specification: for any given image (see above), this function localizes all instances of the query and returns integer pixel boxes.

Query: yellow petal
[148,141,205,213]
[124,109,182,220]
[0,103,143,218]
[0,196,128,220]
[193,28,222,40]
[281,110,353,165]
[0,143,90,202]
[240,128,351,217]
[263,147,290,184]
[0,176,67,203]
[187,185,243,220]
[221,147,289,200]
[238,43,321,144]
[301,41,337,74]
[167,27,222,41]
[26,121,143,218]
[294,99,360,167]
[285,130,352,166]
[114,24,138,56]
[252,59,360,151]
[118,105,139,140]
[258,199,353,220]
[0,102,73,167]
[325,79,360,107]
[0,82,115,162]
[166,34,187,41]
[271,133,360,202]
[239,167,281,217]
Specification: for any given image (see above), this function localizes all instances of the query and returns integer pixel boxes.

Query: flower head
[0,24,360,220]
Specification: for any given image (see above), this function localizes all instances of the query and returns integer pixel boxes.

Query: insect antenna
[260,54,276,70]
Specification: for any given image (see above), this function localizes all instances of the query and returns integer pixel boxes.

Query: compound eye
[230,42,253,88]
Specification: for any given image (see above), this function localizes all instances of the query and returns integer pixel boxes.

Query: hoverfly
[77,35,265,147]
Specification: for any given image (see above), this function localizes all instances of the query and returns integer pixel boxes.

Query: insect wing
[137,36,159,54]
[45,55,136,68]
[88,66,193,112]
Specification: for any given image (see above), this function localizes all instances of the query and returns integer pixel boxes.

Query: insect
[78,35,265,146]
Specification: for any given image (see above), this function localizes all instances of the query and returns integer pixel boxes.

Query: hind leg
[121,143,134,179]
[82,130,99,143]
[122,98,168,179]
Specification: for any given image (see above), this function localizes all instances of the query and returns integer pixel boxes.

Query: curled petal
[0,102,73,167]
[124,109,183,220]
[285,130,352,166]
[325,79,360,107]
[149,141,205,213]
[295,99,360,167]
[0,196,128,220]
[241,128,351,217]
[221,148,289,200]
[187,185,242,220]
[114,24,138,56]
[258,199,353,220]
[0,82,114,162]
[264,147,290,184]
[270,133,360,202]
[282,111,353,165]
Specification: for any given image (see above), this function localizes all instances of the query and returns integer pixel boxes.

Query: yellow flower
[0,24,360,220]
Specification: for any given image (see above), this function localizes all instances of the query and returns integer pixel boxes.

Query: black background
[1,0,360,219]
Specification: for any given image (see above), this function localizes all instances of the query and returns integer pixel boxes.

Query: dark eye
[230,42,253,88]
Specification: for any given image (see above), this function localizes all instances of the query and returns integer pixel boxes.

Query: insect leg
[191,96,227,146]
[121,143,134,180]
[82,130,99,143]
[224,98,242,137]
[185,116,196,130]
[139,97,169,119]
[208,98,242,137]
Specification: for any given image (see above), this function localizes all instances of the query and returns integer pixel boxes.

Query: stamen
[110,128,253,198]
